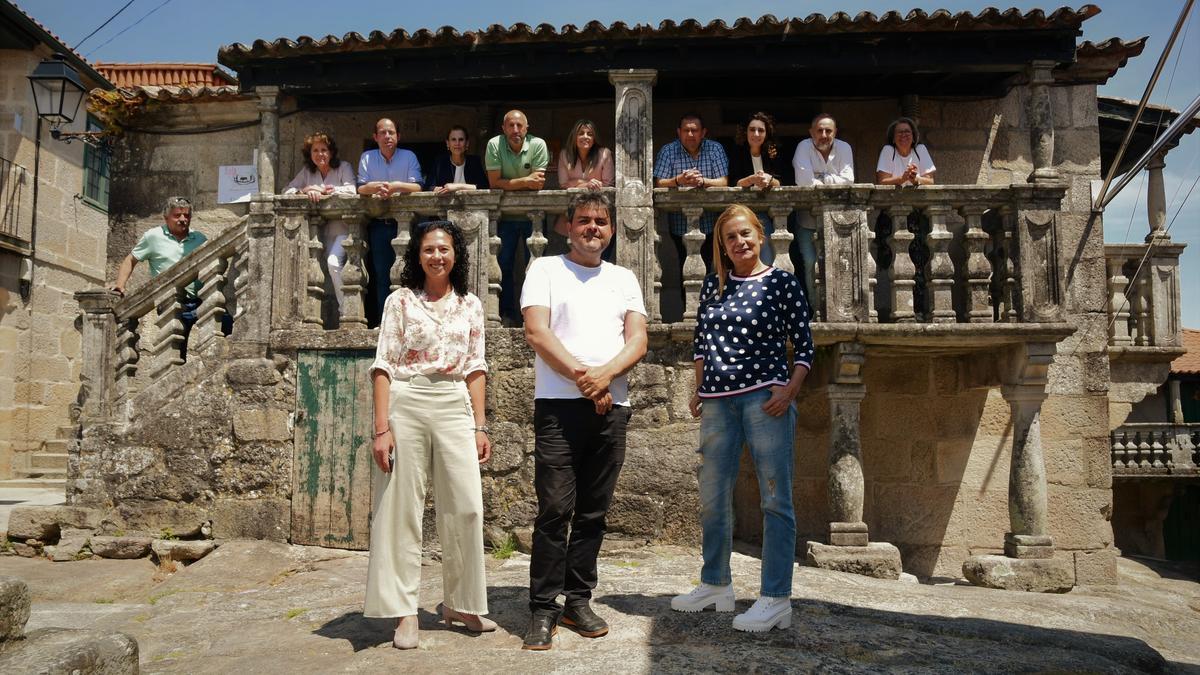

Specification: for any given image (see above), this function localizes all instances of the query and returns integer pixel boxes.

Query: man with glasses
[112,196,227,359]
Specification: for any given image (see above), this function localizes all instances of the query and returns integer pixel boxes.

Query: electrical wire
[84,0,174,58]
[75,0,137,50]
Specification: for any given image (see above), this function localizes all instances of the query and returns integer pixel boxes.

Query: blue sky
[25,0,1200,326]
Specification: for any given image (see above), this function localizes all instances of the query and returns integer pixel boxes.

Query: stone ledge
[806,542,903,580]
[962,554,1074,592]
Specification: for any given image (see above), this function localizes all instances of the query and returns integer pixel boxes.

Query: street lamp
[27,53,104,145]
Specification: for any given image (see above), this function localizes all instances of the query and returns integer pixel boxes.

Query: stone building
[64,7,1191,590]
[0,2,113,486]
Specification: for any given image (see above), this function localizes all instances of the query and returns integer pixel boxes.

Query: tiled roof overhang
[215,6,1108,103]
[1099,95,1200,177]
[0,1,113,90]
[113,85,248,104]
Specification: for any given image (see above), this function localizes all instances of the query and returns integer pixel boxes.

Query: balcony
[0,155,32,255]
[1110,422,1200,477]
[1106,241,1187,362]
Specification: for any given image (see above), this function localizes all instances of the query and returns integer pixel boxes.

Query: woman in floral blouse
[365,220,495,649]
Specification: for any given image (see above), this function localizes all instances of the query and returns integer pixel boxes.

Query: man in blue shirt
[653,113,728,299]
[357,118,424,326]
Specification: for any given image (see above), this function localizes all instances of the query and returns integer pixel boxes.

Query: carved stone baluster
[1150,431,1167,469]
[390,211,415,296]
[959,205,993,323]
[113,318,140,406]
[1110,431,1125,469]
[924,204,955,322]
[193,255,231,348]
[1134,267,1152,346]
[813,221,826,322]
[302,214,325,328]
[1135,432,1151,468]
[339,218,369,328]
[999,207,1019,323]
[149,292,185,378]
[526,210,548,267]
[487,213,502,326]
[886,206,916,323]
[681,206,706,322]
[767,205,795,275]
[1107,256,1131,346]
[232,237,249,325]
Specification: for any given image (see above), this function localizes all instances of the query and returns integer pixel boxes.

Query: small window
[82,115,109,210]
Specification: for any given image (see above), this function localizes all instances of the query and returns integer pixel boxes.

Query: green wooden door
[292,350,376,549]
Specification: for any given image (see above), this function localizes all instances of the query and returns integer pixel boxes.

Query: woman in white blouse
[284,131,357,308]
[365,220,495,649]
[875,117,936,186]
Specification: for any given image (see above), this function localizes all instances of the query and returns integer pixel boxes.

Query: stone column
[75,290,117,421]
[610,69,659,322]
[255,86,281,196]
[963,342,1073,592]
[452,191,502,326]
[1026,61,1059,183]
[805,342,903,580]
[1146,152,1167,241]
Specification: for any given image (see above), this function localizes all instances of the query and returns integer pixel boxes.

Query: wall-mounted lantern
[27,53,106,146]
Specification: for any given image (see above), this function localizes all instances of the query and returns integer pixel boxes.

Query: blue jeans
[788,214,818,300]
[367,219,398,326]
[698,387,796,597]
[498,219,532,321]
[754,211,776,265]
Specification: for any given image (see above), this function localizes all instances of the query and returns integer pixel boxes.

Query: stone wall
[0,48,110,479]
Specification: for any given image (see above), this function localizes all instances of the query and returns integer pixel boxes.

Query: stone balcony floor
[2,541,1197,672]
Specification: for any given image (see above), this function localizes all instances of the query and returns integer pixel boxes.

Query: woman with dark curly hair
[366,220,495,649]
[284,131,356,308]
[728,112,784,263]
[876,117,936,186]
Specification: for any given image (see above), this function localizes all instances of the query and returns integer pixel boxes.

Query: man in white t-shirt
[519,192,648,650]
[790,113,855,299]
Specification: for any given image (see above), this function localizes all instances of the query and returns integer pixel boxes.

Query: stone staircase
[0,426,73,489]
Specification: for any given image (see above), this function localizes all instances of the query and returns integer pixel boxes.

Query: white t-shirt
[520,255,647,405]
[453,162,465,184]
[792,138,855,186]
[876,143,936,182]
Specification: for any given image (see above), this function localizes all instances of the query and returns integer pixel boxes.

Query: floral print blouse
[370,288,487,381]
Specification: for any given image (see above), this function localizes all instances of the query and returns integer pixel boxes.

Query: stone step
[12,468,67,481]
[54,426,78,441]
[29,453,67,471]
[41,439,69,453]
[0,478,65,490]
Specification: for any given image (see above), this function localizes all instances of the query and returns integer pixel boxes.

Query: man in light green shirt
[111,196,223,359]
[484,110,549,324]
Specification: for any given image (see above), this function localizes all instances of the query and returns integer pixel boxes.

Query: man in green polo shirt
[111,196,220,358]
[485,109,549,324]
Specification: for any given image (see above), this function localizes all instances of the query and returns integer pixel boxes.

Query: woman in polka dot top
[671,204,814,633]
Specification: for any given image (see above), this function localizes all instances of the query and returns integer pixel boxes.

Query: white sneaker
[731,596,792,632]
[670,583,735,613]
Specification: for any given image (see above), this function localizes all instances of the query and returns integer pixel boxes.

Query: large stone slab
[0,628,138,674]
[6,506,102,542]
[0,576,30,641]
[962,554,1074,593]
[806,541,904,580]
[89,536,153,560]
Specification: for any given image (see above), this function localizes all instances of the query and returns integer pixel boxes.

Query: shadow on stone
[596,592,1170,672]
[311,612,392,652]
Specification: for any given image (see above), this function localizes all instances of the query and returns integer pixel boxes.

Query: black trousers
[529,398,631,613]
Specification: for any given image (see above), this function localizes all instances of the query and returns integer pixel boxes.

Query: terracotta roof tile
[114,85,248,103]
[218,5,1103,65]
[95,63,237,88]
[1174,329,1200,374]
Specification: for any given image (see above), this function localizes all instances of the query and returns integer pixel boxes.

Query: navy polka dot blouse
[692,267,815,398]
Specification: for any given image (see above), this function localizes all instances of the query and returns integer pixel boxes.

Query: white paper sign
[218,165,258,203]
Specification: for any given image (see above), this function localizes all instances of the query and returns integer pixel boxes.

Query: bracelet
[473,425,490,436]
[373,428,390,438]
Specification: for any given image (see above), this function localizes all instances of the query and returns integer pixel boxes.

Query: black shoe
[522,611,558,651]
[561,601,609,638]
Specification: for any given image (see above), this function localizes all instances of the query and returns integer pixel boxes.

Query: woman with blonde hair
[671,204,814,633]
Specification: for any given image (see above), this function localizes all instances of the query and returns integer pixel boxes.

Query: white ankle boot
[670,583,735,612]
[731,596,791,632]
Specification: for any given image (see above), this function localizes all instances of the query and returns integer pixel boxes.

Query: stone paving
[2,540,1199,673]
